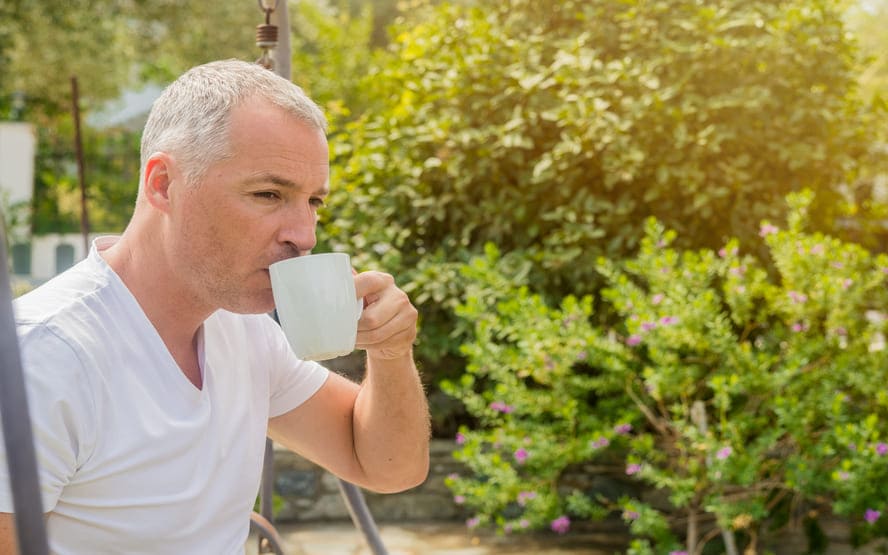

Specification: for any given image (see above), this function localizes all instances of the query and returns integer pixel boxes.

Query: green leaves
[320,0,883,374]
[447,193,888,549]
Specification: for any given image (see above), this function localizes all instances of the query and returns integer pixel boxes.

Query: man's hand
[269,269,429,494]
[353,271,418,361]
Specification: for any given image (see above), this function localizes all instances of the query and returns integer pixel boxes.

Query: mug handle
[351,267,364,321]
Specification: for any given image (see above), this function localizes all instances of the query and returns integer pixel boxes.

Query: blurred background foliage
[0,0,886,436]
[316,0,888,434]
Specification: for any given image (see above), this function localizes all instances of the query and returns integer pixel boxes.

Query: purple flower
[454,495,466,505]
[729,264,747,276]
[590,437,610,449]
[626,463,642,476]
[517,491,537,506]
[455,432,466,445]
[811,244,825,255]
[490,401,515,414]
[550,515,570,534]
[759,223,779,237]
[791,322,808,333]
[865,509,881,524]
[626,334,643,346]
[519,519,530,529]
[641,321,657,332]
[718,248,728,258]
[576,351,588,361]
[841,278,853,290]
[788,291,808,304]
[659,315,679,326]
[614,423,633,435]
[466,516,481,529]
[514,448,529,464]
[623,509,640,520]
[837,471,850,481]
[652,293,665,305]
[716,446,732,460]
[447,473,460,481]
[876,443,888,456]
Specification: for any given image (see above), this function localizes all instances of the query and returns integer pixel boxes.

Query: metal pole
[70,76,90,256]
[337,481,389,555]
[256,0,290,526]
[270,2,291,80]
[262,5,388,553]
[0,224,50,555]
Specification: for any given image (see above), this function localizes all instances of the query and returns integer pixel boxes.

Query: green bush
[444,192,888,552]
[321,0,881,371]
[11,279,33,298]
[30,121,140,235]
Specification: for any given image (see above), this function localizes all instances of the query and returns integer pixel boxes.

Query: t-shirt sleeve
[258,315,329,418]
[0,324,96,513]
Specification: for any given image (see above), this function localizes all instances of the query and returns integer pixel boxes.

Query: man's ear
[141,153,179,212]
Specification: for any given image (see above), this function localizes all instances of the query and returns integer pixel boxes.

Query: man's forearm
[0,513,19,555]
[352,352,430,493]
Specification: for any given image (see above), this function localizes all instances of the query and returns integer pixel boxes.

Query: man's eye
[254,191,280,200]
[310,197,326,208]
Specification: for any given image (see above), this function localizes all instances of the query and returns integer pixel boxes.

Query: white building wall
[0,122,36,206]
[30,233,98,281]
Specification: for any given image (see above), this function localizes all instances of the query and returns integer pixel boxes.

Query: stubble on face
[167,102,329,316]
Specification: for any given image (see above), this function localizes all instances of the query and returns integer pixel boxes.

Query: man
[0,60,430,554]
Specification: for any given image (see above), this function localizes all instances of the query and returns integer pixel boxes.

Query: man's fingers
[357,304,417,345]
[354,271,394,300]
[358,285,412,327]
[352,270,418,357]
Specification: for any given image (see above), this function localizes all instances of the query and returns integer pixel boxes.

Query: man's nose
[278,203,318,253]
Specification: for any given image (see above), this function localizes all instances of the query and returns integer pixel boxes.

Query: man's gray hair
[140,59,328,185]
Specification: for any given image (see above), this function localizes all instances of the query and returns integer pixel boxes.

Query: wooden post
[70,76,90,256]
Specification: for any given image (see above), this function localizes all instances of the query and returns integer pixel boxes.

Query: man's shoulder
[14,260,129,366]
[14,260,108,326]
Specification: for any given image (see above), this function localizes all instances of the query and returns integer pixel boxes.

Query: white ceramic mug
[269,253,363,361]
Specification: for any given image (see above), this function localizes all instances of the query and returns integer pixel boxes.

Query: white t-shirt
[0,237,329,554]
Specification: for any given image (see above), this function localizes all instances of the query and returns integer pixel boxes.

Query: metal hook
[257,0,281,24]
[255,0,281,70]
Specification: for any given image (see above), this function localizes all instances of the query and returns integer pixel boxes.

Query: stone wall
[270,439,888,554]
[271,439,466,523]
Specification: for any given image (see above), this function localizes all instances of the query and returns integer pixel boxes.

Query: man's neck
[101,229,210,389]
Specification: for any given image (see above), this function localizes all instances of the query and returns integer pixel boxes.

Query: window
[55,243,75,274]
[11,243,31,275]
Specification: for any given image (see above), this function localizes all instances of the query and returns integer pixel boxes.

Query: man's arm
[268,271,430,493]
[0,513,18,555]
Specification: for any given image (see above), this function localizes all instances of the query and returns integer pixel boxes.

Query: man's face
[166,99,330,314]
